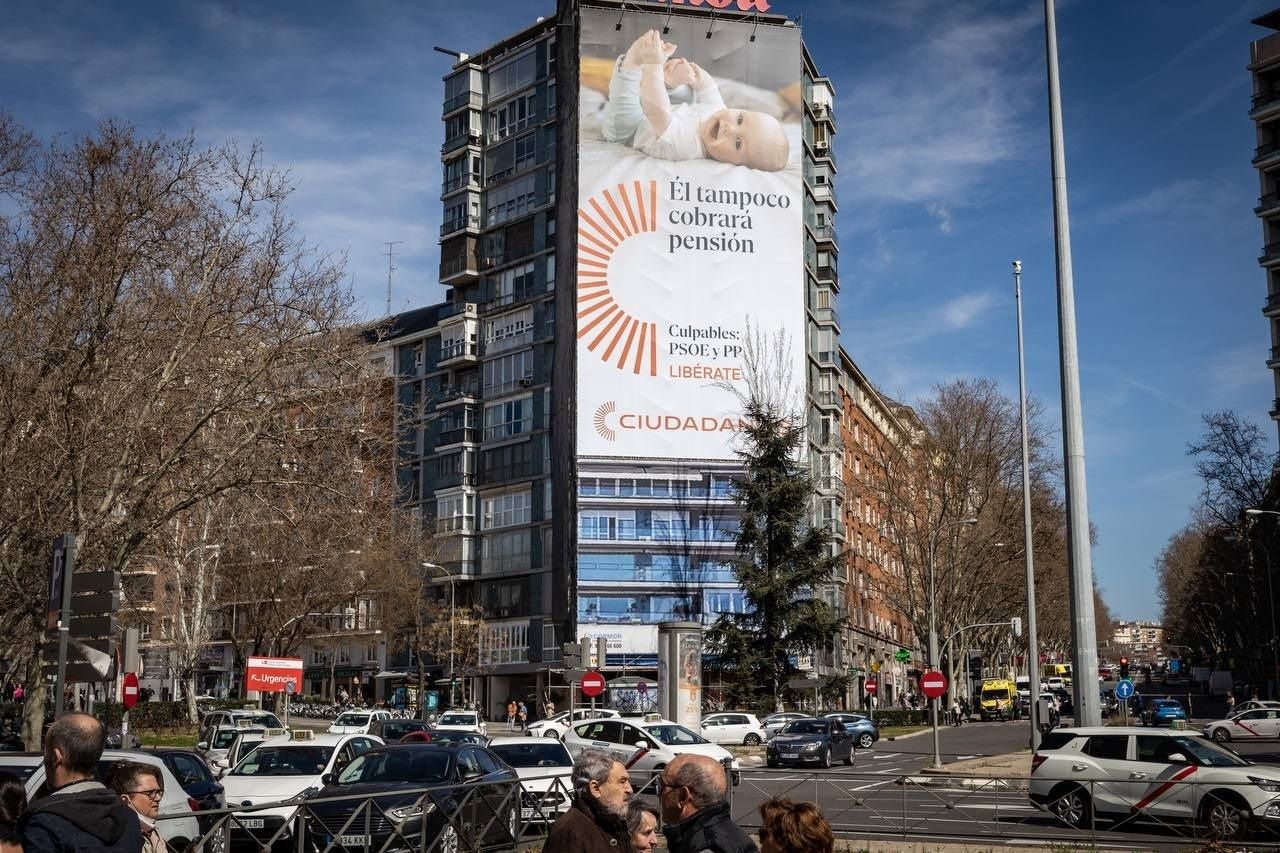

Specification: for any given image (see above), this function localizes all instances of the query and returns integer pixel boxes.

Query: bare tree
[0,116,371,744]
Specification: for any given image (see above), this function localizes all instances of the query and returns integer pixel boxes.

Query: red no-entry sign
[121,672,139,710]
[921,670,948,699]
[865,678,878,694]
[581,671,606,698]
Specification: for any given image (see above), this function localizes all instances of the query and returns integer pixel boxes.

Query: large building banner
[576,8,804,460]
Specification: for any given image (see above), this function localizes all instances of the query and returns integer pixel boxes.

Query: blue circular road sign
[1115,678,1135,699]
[1169,658,1181,673]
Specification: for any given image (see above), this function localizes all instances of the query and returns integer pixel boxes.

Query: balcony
[812,389,840,410]
[809,180,839,209]
[440,214,480,239]
[437,301,477,321]
[441,130,482,156]
[443,90,483,117]
[442,172,481,197]
[1273,398,1280,418]
[438,341,479,367]
[1259,193,1280,218]
[812,224,839,248]
[1269,346,1280,368]
[1262,243,1280,267]
[1265,293,1280,316]
[435,383,480,405]
[440,255,479,285]
[437,425,479,447]
[578,527,738,545]
[1255,140,1280,166]
[1252,88,1280,120]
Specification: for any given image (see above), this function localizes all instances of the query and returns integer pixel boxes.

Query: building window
[488,50,537,101]
[489,93,537,142]
[483,350,534,396]
[482,489,532,530]
[436,493,475,532]
[489,261,537,307]
[486,175,537,227]
[580,510,636,540]
[484,307,534,354]
[483,394,533,441]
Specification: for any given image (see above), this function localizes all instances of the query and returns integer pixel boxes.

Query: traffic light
[562,641,582,668]
[1119,657,1129,680]
[967,652,982,680]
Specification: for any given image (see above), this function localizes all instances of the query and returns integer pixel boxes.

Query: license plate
[781,753,798,759]
[338,835,370,847]
[239,819,264,829]
[520,808,536,819]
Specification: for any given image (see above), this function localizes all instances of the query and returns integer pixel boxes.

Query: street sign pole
[51,534,76,718]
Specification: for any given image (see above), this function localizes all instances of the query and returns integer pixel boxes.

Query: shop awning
[373,670,412,679]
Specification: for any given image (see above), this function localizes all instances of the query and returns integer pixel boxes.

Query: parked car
[426,730,489,747]
[563,716,741,785]
[486,736,573,825]
[1203,707,1280,743]
[211,729,274,779]
[150,747,225,831]
[328,710,393,735]
[199,709,285,746]
[1233,699,1280,715]
[761,712,809,740]
[525,708,620,739]
[304,743,520,852]
[1142,699,1187,727]
[819,712,880,750]
[25,750,200,849]
[700,713,767,746]
[1030,727,1280,839]
[0,753,43,781]
[433,710,487,737]
[765,718,854,769]
[220,731,383,848]
[369,719,433,743]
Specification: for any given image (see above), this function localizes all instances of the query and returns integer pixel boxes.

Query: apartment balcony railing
[1260,242,1280,264]
[442,90,483,115]
[437,426,479,446]
[1259,193,1280,216]
[440,214,481,238]
[441,131,481,155]
[812,224,839,247]
[578,527,737,544]
[1254,88,1280,112]
[442,172,481,195]
[1266,293,1280,314]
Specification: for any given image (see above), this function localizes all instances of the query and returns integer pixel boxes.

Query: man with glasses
[659,754,756,853]
[107,763,165,853]
[546,747,634,852]
[19,714,141,853]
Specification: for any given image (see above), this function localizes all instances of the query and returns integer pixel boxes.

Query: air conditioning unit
[464,303,478,313]
[518,375,534,388]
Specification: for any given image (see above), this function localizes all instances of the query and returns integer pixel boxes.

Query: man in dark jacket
[660,754,756,853]
[19,713,143,853]
[546,747,634,852]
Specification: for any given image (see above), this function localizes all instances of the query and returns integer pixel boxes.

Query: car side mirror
[1167,753,1188,764]
[634,740,649,750]
[322,773,335,786]
[197,741,208,750]
[216,758,229,769]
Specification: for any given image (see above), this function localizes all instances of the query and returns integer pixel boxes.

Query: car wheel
[506,807,519,840]
[1050,784,1092,830]
[843,748,853,766]
[744,733,761,746]
[1211,727,1231,743]
[544,730,560,739]
[858,733,874,750]
[1201,792,1250,840]
[438,825,460,853]
[820,747,831,769]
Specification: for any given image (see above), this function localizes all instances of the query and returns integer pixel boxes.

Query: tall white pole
[1014,261,1043,747]
[928,534,941,769]
[1043,0,1099,727]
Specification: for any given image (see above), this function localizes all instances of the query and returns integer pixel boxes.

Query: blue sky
[3,0,1273,621]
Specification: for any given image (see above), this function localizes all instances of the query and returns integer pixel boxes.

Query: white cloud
[939,291,998,330]
[927,202,953,234]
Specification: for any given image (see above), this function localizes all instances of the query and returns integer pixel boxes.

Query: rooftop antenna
[384,241,402,316]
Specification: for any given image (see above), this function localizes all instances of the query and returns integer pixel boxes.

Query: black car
[426,730,488,747]
[369,719,433,743]
[305,744,520,852]
[765,718,854,768]
[150,747,224,830]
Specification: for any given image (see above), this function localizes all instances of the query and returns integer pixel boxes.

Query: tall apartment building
[1250,10,1280,442]
[837,350,918,707]
[387,0,847,715]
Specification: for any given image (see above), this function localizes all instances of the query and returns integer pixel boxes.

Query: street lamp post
[422,563,457,709]
[1013,260,1044,748]
[1243,510,1280,697]
[928,517,978,770]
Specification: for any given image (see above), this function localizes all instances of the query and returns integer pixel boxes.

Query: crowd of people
[0,713,166,853]
[547,746,836,853]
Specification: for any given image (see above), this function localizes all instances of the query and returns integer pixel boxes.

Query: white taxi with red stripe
[1204,708,1280,743]
[1030,727,1280,840]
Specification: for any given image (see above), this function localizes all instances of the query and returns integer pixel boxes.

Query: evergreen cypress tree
[706,396,843,712]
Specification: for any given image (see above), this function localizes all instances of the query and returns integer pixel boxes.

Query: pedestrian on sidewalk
[517,701,528,731]
[506,699,517,727]
[950,698,960,727]
[758,797,833,853]
[1227,692,1236,714]
[546,748,634,853]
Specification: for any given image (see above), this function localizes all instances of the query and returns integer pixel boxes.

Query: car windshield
[334,713,370,727]
[212,730,240,749]
[1174,736,1249,768]
[981,689,1008,700]
[231,746,334,776]
[336,749,451,784]
[781,720,826,735]
[644,725,707,745]
[235,713,283,728]
[380,722,429,740]
[439,713,476,726]
[490,742,572,768]
[430,731,484,745]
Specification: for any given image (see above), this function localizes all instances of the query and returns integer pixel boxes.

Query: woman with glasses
[106,763,164,853]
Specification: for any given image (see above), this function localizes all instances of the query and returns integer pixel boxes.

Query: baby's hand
[626,30,671,67]
[663,58,696,87]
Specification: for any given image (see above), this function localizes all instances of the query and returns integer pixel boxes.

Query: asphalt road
[714,718,1280,851]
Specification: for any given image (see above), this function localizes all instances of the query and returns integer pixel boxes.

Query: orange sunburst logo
[577,180,659,377]
[594,401,617,442]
